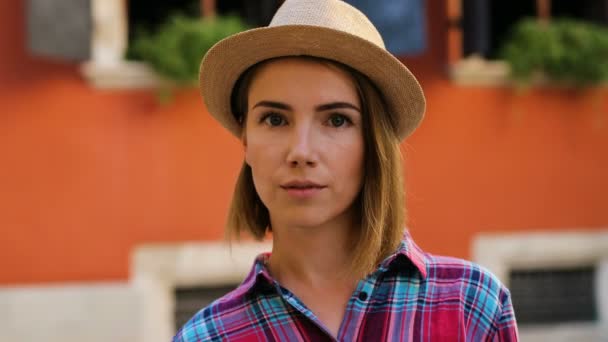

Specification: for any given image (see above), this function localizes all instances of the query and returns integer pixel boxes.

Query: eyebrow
[252,100,360,112]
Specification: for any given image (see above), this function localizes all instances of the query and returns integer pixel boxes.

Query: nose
[285,123,318,168]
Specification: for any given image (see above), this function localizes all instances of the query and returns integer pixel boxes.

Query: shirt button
[358,291,368,301]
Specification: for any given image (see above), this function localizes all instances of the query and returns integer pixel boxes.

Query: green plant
[131,14,249,87]
[500,18,608,87]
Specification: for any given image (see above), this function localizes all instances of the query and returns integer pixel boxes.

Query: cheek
[347,146,365,189]
[343,131,365,165]
[245,137,284,197]
[329,137,365,192]
[245,135,282,168]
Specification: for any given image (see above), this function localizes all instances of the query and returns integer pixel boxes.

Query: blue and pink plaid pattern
[174,232,519,341]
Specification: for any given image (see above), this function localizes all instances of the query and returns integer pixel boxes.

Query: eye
[328,114,352,128]
[261,113,287,127]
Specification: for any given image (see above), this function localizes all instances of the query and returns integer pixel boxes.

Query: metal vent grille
[174,285,237,330]
[27,0,92,61]
[509,266,597,324]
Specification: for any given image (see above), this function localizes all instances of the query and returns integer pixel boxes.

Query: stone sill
[449,55,511,86]
[82,57,506,90]
[80,60,170,89]
[80,57,607,92]
[83,58,507,90]
[450,55,608,89]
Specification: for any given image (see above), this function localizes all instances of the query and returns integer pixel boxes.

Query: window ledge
[450,55,608,89]
[449,55,511,86]
[80,61,170,89]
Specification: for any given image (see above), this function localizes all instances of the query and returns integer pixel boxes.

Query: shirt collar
[377,230,428,279]
[237,230,428,296]
[232,252,274,297]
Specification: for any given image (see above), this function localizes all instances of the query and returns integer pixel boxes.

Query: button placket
[337,277,378,341]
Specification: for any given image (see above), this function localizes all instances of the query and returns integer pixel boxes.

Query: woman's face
[244,58,365,230]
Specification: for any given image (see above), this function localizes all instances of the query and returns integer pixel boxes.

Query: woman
[175,0,518,341]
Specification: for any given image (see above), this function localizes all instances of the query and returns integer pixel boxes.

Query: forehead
[247,57,360,104]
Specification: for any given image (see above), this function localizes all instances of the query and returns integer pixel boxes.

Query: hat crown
[270,0,385,49]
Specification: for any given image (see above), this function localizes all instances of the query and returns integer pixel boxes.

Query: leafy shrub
[500,18,608,87]
[131,15,249,86]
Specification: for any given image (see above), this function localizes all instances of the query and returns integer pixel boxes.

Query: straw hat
[200,0,426,141]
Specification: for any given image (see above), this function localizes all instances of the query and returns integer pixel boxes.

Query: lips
[280,180,326,198]
[280,180,326,189]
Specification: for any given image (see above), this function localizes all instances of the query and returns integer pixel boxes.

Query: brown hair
[226,56,405,278]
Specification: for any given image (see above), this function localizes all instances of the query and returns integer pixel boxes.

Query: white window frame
[446,0,511,86]
[131,240,271,342]
[80,0,169,88]
[446,0,608,86]
[473,230,608,342]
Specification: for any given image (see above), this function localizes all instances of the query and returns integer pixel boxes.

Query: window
[28,1,427,88]
[220,0,283,27]
[27,0,92,61]
[473,231,608,341]
[174,284,238,330]
[26,0,283,88]
[346,0,427,56]
[509,266,598,324]
[463,0,608,60]
[132,241,272,341]
[127,0,200,56]
[448,0,608,84]
[126,0,282,54]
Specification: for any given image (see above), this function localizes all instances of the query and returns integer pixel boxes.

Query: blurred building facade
[1,0,607,341]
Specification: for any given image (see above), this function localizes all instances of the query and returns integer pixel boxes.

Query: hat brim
[200,24,426,141]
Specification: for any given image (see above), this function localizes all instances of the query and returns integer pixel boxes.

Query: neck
[267,210,359,289]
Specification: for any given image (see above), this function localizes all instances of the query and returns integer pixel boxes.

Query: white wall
[0,283,140,342]
[0,241,270,342]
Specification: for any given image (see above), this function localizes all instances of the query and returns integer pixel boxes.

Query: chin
[271,205,348,229]
[280,213,329,228]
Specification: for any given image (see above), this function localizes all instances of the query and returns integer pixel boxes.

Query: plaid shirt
[174,233,518,341]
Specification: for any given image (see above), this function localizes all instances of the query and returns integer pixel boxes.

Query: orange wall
[1,1,607,285]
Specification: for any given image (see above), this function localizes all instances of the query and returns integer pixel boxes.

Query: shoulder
[424,253,512,307]
[173,253,277,341]
[172,286,258,342]
[396,234,509,301]
[426,254,504,288]
[423,254,517,336]
[395,233,512,316]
